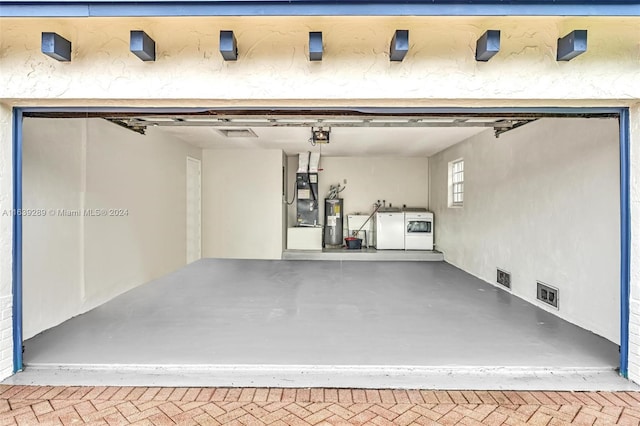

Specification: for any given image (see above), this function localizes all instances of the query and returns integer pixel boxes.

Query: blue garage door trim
[11,106,632,378]
[2,1,640,17]
[620,108,631,378]
[11,108,23,374]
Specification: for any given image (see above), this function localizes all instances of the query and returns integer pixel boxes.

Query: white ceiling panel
[154,125,489,157]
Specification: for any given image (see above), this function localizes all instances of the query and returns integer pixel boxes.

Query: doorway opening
[11,107,630,387]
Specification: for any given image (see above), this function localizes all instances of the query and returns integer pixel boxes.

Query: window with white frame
[449,159,464,207]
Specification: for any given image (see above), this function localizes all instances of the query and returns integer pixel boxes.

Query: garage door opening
[10,107,630,389]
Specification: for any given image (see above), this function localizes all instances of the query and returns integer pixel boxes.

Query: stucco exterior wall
[1,14,640,382]
[0,16,640,103]
[0,104,14,380]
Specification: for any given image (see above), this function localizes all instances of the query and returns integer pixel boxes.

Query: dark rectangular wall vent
[496,269,511,289]
[537,282,559,309]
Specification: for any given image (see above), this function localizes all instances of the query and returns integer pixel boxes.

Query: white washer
[375,212,405,250]
[404,211,434,250]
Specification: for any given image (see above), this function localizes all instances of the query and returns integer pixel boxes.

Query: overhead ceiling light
[463,118,505,123]
[414,118,457,123]
[369,119,410,123]
[229,118,271,123]
[136,117,178,122]
[216,128,258,138]
[322,119,364,124]
[275,118,317,124]
[311,127,330,144]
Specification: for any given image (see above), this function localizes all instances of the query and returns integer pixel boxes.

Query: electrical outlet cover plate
[537,282,559,309]
[497,269,511,289]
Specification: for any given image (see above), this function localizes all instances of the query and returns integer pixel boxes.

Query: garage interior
[11,110,626,389]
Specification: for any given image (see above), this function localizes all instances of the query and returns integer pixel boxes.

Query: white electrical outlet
[537,282,559,309]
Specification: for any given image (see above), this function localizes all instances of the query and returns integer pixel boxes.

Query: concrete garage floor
[11,259,634,390]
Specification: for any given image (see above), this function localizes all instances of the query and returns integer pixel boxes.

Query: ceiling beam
[309,31,323,61]
[130,30,156,61]
[475,30,500,62]
[390,30,409,61]
[41,32,71,61]
[557,29,587,61]
[219,30,238,61]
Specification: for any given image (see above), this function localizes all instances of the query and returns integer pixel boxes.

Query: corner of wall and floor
[429,117,621,344]
[20,117,201,340]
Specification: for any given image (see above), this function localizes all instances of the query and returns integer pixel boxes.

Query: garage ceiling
[28,109,614,157]
[99,111,539,157]
[153,125,490,157]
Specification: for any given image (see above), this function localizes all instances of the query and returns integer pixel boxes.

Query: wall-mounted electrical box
[537,282,559,309]
[497,269,511,289]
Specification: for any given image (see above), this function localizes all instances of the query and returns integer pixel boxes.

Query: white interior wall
[22,118,201,339]
[286,156,429,238]
[202,149,284,260]
[429,118,620,343]
[22,118,85,341]
[83,121,202,304]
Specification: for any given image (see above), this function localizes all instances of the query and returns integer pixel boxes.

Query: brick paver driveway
[1,386,639,425]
